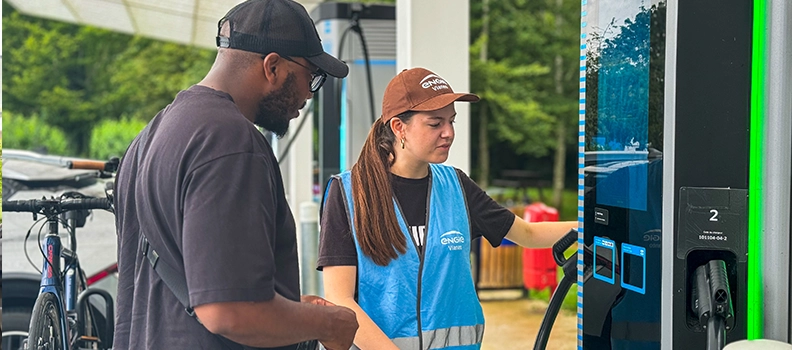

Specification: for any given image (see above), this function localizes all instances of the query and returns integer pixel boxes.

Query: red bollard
[522,203,559,294]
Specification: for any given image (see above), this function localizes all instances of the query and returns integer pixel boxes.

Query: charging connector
[691,260,735,350]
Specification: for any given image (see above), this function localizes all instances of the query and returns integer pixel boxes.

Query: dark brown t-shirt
[114,85,299,350]
[317,169,516,270]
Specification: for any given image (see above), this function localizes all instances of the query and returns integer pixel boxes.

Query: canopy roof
[5,0,321,49]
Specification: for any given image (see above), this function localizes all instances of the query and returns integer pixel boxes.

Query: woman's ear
[390,117,405,139]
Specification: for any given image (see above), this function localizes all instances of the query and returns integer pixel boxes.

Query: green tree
[1,135,4,208]
[470,0,580,210]
[2,2,214,156]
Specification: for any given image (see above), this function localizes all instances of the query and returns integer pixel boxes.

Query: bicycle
[2,158,118,350]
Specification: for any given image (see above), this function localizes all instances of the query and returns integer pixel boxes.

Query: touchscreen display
[621,243,647,294]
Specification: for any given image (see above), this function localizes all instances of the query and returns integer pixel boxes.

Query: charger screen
[623,253,644,289]
[593,236,616,284]
[620,243,647,294]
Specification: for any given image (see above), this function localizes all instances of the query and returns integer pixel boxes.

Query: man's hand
[301,295,335,307]
[302,295,358,350]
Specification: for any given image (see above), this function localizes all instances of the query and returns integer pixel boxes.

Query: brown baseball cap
[381,67,479,122]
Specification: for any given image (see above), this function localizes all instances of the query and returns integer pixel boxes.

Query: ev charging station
[306,1,792,348]
[311,3,397,185]
[578,0,792,349]
[5,0,790,348]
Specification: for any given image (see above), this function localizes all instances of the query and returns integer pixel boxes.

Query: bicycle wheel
[1,306,32,350]
[27,292,65,350]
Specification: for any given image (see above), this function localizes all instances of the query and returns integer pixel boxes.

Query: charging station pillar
[579,0,792,348]
[761,0,792,341]
[663,0,753,348]
[579,0,667,348]
[312,3,396,190]
[396,0,472,173]
[578,0,792,349]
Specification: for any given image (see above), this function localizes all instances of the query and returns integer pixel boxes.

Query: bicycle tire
[27,292,65,350]
[2,306,32,350]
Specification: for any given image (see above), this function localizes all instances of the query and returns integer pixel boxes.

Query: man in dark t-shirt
[113,1,358,349]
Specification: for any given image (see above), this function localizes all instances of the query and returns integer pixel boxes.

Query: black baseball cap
[216,0,349,78]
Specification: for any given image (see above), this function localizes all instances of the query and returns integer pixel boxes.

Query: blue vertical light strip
[339,79,349,171]
[577,0,588,349]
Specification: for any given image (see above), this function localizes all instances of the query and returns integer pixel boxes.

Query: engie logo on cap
[420,74,450,92]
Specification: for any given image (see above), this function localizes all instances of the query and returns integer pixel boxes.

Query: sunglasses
[281,56,327,93]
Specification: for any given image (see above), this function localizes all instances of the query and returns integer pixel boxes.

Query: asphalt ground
[480,292,578,349]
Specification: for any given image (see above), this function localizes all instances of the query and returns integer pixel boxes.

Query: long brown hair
[350,112,416,266]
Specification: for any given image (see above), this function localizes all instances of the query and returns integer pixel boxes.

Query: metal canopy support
[661,1,680,349]
[396,0,471,173]
[762,0,792,341]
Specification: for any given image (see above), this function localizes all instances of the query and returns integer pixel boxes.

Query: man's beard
[254,73,299,138]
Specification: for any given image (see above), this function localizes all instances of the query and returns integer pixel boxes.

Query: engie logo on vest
[440,231,465,251]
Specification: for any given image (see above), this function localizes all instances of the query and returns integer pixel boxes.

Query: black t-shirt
[114,85,299,350]
[317,169,516,270]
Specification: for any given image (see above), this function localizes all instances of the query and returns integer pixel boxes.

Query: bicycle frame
[2,154,118,350]
[39,217,80,350]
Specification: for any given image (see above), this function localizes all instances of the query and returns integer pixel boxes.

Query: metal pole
[299,201,321,296]
[661,0,681,348]
[762,0,792,341]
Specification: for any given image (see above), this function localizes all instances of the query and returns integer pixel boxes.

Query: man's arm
[194,293,357,350]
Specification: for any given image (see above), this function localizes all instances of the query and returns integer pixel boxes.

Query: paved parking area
[480,291,578,349]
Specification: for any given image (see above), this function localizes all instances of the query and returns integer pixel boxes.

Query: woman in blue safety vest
[317,67,577,350]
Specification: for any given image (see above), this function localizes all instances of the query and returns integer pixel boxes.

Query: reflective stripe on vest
[336,164,485,349]
[350,325,484,350]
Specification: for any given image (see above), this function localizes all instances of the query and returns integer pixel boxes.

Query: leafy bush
[89,117,147,160]
[1,136,3,221]
[2,112,70,155]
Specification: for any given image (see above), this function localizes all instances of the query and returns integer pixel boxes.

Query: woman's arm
[323,266,400,350]
[504,216,578,248]
[454,169,575,249]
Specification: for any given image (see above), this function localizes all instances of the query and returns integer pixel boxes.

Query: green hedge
[2,112,70,155]
[89,117,147,160]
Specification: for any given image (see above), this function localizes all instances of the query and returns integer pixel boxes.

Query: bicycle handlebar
[68,160,107,171]
[2,197,112,213]
[68,157,119,173]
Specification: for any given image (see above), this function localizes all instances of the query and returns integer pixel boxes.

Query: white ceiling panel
[70,0,135,34]
[6,0,77,23]
[193,18,222,48]
[132,5,194,44]
[6,0,324,49]
[196,0,244,21]
[129,0,197,15]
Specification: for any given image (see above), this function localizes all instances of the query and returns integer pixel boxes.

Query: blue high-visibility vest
[335,164,485,349]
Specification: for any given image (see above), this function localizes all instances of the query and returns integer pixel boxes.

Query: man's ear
[261,53,282,83]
